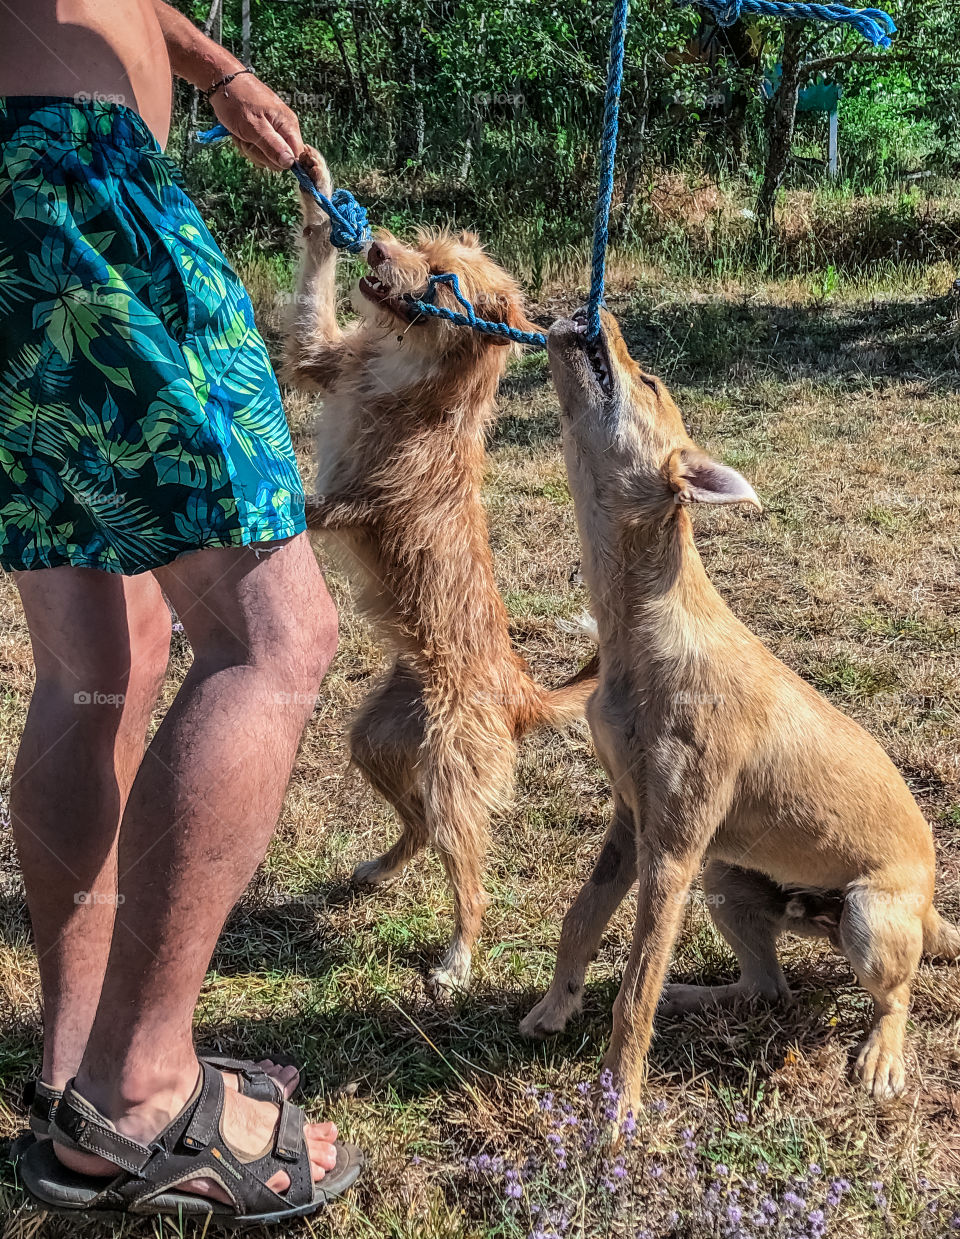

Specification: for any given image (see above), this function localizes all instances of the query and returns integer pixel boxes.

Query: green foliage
[171,0,960,271]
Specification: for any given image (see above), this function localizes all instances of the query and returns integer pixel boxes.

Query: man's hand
[210,75,303,171]
[152,0,306,171]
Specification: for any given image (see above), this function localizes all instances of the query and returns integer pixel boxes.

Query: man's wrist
[191,48,246,94]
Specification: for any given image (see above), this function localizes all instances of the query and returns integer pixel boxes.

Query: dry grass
[0,260,958,1236]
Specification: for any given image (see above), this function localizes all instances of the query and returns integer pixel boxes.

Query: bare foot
[53,1070,338,1206]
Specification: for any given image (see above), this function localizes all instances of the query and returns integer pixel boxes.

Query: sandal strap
[22,1079,62,1129]
[51,1081,157,1173]
[48,1061,317,1216]
[197,1053,285,1103]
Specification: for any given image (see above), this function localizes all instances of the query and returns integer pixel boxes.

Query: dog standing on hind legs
[284,148,597,994]
[520,306,960,1112]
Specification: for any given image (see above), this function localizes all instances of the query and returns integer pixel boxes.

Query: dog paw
[657,984,708,1017]
[351,857,400,887]
[297,145,334,231]
[427,964,470,998]
[298,145,333,196]
[854,1032,907,1101]
[519,993,577,1039]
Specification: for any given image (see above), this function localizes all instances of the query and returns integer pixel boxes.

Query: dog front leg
[283,147,346,392]
[521,796,638,1038]
[602,775,723,1119]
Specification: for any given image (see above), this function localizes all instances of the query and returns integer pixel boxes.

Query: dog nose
[367,241,387,270]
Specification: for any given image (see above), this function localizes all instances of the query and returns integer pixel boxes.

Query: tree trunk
[183,0,224,171]
[350,2,371,108]
[722,18,762,165]
[756,23,803,230]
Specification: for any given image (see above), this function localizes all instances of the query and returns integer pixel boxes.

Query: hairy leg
[520,797,637,1038]
[11,568,172,1088]
[55,536,340,1200]
[283,148,344,392]
[659,861,793,1015]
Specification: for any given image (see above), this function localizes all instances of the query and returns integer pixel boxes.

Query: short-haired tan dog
[520,306,959,1111]
[284,150,596,993]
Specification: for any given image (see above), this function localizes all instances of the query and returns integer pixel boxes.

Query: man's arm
[153,1,304,170]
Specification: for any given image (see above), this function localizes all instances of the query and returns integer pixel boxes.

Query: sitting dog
[521,306,959,1109]
[284,149,597,992]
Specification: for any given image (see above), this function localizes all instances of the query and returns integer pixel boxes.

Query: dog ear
[664,447,761,510]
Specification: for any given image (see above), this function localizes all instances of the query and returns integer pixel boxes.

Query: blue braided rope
[691,1,896,47]
[196,123,371,253]
[586,0,629,341]
[410,273,547,347]
[195,123,543,345]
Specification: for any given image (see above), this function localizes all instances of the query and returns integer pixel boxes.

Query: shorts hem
[0,516,308,577]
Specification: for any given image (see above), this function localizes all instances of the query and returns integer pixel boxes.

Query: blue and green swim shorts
[0,97,306,574]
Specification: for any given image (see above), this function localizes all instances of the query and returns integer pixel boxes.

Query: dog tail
[527,610,599,730]
[922,907,960,960]
[535,651,600,729]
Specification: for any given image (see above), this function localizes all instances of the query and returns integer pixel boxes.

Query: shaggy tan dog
[521,306,959,1112]
[284,149,597,992]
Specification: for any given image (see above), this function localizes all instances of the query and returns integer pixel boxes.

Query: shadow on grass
[616,289,960,392]
[205,892,880,1106]
[489,289,960,453]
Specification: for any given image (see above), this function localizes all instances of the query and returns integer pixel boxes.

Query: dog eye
[639,374,661,395]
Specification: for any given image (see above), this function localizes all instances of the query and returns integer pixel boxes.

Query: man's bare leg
[41,536,338,1199]
[11,570,300,1103]
[12,569,172,1089]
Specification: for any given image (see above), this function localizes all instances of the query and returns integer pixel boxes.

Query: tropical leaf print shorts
[0,97,306,574]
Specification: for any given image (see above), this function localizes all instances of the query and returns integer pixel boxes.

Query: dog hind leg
[840,881,923,1100]
[659,862,793,1015]
[520,797,637,1038]
[350,665,428,886]
[424,728,515,995]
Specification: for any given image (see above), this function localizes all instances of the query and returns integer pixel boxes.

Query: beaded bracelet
[203,68,255,100]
